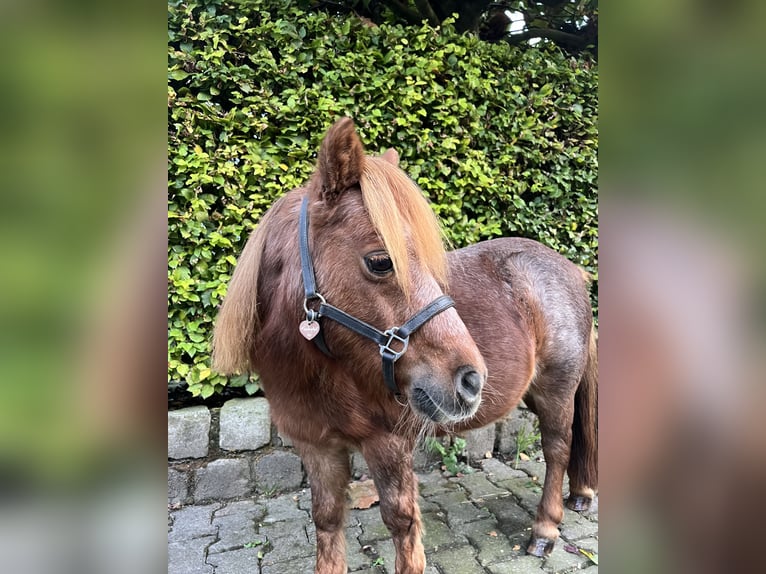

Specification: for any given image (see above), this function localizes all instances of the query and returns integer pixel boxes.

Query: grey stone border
[168,397,537,505]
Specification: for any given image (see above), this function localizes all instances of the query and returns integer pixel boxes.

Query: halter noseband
[298,195,455,395]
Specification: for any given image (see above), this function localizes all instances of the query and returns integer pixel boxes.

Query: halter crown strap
[299,195,319,300]
[298,195,455,394]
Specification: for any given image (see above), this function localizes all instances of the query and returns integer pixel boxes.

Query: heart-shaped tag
[299,320,320,340]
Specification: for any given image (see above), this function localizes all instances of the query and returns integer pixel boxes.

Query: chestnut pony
[213,118,597,573]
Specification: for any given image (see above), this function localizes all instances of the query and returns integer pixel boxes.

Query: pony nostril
[457,368,483,402]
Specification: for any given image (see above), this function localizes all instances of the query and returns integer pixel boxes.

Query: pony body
[213,118,597,573]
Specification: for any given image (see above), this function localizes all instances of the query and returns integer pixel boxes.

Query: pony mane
[211,202,278,374]
[360,156,448,298]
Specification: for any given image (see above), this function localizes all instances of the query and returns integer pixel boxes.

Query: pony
[212,117,597,574]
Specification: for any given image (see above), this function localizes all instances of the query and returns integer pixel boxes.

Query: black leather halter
[298,195,455,395]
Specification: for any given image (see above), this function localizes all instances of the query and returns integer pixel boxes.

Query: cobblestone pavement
[168,458,598,574]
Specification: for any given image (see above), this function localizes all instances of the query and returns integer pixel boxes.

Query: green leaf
[169,70,190,81]
[229,373,249,387]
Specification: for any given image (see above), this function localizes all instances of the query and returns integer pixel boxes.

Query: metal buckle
[302,293,326,320]
[380,327,409,361]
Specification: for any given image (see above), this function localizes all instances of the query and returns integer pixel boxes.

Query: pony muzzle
[410,366,485,423]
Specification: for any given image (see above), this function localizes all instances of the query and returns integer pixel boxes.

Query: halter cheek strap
[298,195,455,395]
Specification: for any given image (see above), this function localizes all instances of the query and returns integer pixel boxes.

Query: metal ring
[303,293,326,316]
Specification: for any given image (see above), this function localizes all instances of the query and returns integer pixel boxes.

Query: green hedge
[168,0,598,397]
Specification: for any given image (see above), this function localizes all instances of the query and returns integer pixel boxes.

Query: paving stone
[480,458,529,482]
[261,555,315,574]
[348,535,388,572]
[219,397,271,451]
[559,516,599,541]
[496,410,536,455]
[168,503,218,542]
[259,519,308,541]
[515,459,547,482]
[460,518,518,566]
[208,512,265,554]
[168,537,216,574]
[344,524,369,571]
[418,495,440,514]
[262,534,316,566]
[421,512,468,552]
[168,406,211,459]
[428,490,491,527]
[346,508,368,529]
[306,519,318,545]
[254,450,304,493]
[374,538,396,574]
[346,547,376,572]
[277,428,294,447]
[496,477,544,516]
[418,469,456,497]
[212,499,266,520]
[486,556,545,574]
[296,488,313,511]
[477,492,536,537]
[461,424,497,463]
[260,527,314,566]
[194,458,251,501]
[454,471,508,499]
[413,441,442,470]
[261,492,309,523]
[351,450,369,478]
[168,468,190,505]
[428,545,485,574]
[206,546,264,573]
[541,541,589,573]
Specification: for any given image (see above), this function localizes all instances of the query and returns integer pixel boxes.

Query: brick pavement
[168,458,598,574]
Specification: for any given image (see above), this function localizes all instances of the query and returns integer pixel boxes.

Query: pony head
[214,118,487,423]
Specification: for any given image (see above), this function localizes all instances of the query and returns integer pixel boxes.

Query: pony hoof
[526,537,555,557]
[566,495,592,512]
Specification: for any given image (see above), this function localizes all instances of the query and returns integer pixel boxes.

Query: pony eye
[364,252,394,276]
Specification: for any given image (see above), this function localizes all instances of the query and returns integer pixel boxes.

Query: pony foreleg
[362,435,425,574]
[294,441,351,574]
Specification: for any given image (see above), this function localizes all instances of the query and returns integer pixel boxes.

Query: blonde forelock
[359,157,448,299]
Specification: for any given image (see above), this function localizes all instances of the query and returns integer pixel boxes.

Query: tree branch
[384,0,424,25]
[503,27,588,49]
[413,0,441,26]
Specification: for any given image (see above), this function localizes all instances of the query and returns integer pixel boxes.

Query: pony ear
[315,117,365,203]
[381,148,399,166]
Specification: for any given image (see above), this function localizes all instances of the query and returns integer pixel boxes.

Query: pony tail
[568,324,598,495]
[211,215,270,375]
